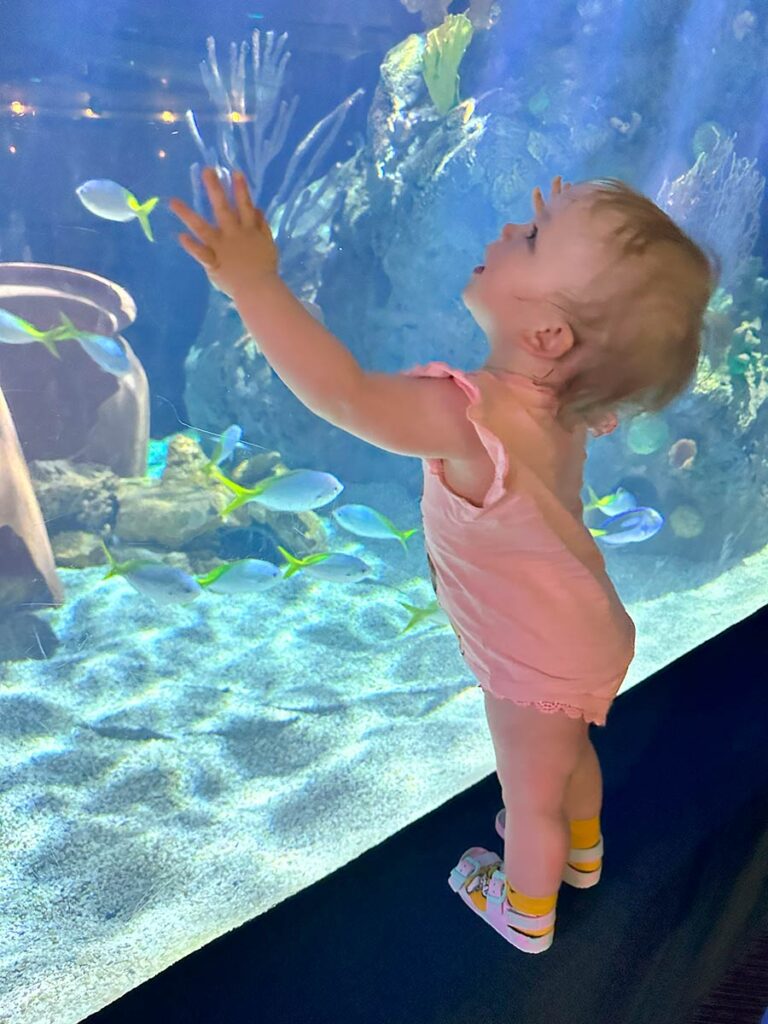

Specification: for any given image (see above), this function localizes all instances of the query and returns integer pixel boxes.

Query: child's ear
[521,318,575,360]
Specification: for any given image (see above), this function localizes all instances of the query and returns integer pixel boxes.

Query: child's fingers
[178,233,218,269]
[233,171,258,228]
[202,167,238,230]
[532,185,546,219]
[169,198,217,244]
[550,175,563,198]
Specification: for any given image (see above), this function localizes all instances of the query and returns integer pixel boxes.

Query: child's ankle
[569,815,601,849]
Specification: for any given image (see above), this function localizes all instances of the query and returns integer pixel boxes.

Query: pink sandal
[448,846,556,954]
[495,808,604,889]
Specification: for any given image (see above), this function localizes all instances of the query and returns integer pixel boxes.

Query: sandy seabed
[1,482,765,1023]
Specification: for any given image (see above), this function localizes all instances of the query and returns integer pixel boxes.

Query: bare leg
[483,694,587,898]
[562,737,603,822]
[503,806,570,897]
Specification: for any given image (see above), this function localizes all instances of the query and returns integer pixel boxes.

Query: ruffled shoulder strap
[402,361,509,507]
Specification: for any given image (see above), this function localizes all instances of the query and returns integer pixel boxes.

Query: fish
[211,466,344,517]
[205,424,243,472]
[0,308,64,357]
[331,504,420,552]
[589,507,664,545]
[100,540,202,604]
[277,546,372,583]
[56,313,131,375]
[196,558,282,594]
[398,598,450,633]
[582,485,638,517]
[76,179,160,242]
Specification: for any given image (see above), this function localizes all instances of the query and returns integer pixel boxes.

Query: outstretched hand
[169,167,279,298]
[532,174,572,219]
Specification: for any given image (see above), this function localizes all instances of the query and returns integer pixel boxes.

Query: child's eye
[526,223,538,245]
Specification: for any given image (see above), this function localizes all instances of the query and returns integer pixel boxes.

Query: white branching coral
[400,0,500,29]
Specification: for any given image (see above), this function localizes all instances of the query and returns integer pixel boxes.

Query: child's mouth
[473,265,485,274]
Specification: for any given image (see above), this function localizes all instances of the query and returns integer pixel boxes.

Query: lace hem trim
[506,698,605,726]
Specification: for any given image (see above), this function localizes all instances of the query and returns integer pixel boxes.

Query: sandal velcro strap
[568,836,604,864]
[485,870,506,906]
[448,855,481,892]
[505,902,557,930]
[448,848,500,893]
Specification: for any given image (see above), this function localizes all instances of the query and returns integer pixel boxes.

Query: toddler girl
[170,169,717,954]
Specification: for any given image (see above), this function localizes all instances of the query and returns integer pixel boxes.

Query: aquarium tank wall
[0,0,767,1019]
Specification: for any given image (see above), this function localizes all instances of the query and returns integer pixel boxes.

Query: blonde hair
[539,178,720,434]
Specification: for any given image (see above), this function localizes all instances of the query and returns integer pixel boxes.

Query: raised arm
[170,168,481,461]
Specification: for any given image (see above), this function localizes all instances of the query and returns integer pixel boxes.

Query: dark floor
[87,604,768,1024]
[686,930,768,1024]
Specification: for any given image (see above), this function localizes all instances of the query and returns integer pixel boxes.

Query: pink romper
[404,361,636,727]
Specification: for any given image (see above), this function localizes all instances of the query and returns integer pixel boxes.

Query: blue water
[1,1,767,1019]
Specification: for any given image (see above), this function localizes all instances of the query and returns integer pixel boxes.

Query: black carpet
[87,604,768,1024]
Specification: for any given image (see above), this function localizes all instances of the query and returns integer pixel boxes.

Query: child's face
[462,185,614,336]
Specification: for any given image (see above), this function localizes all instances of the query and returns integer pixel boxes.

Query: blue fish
[583,485,637,517]
[0,308,63,357]
[332,504,420,552]
[206,424,243,471]
[196,558,282,594]
[76,179,159,242]
[589,507,664,545]
[57,313,131,376]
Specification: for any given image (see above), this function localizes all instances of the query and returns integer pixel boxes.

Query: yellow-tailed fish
[100,540,202,604]
[76,179,159,242]
[583,484,637,517]
[278,545,371,582]
[331,503,420,552]
[211,466,343,517]
[398,598,449,633]
[196,558,281,594]
[56,313,131,376]
[277,546,333,579]
[0,308,64,357]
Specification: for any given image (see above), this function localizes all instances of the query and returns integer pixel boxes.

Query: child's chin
[461,274,484,305]
[460,289,486,323]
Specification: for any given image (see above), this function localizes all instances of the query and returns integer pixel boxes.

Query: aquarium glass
[1,0,767,1018]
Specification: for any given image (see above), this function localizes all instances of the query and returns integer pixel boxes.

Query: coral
[185,31,364,275]
[422,14,475,115]
[51,531,106,569]
[656,130,765,289]
[115,478,224,549]
[113,433,327,558]
[401,0,500,30]
[29,460,119,534]
[400,0,449,28]
[161,433,213,483]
